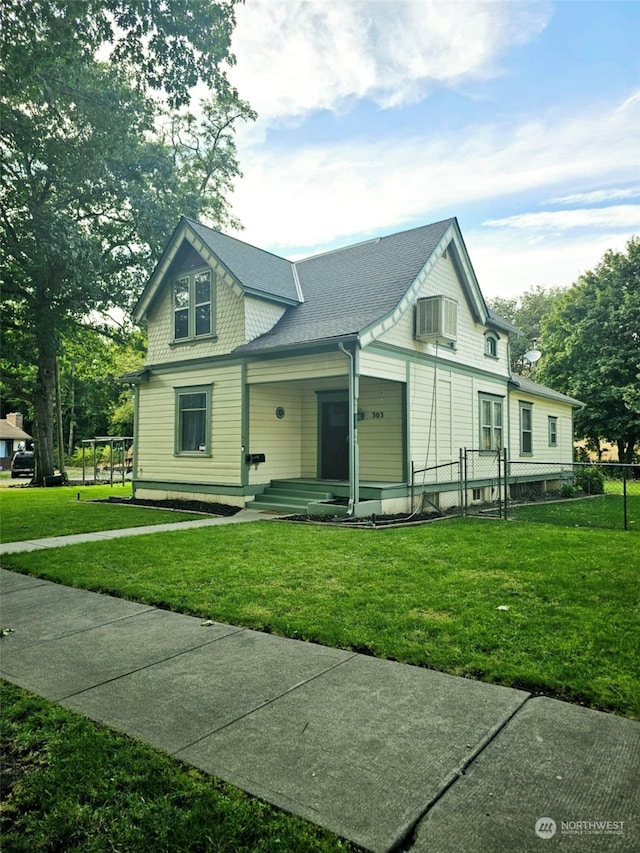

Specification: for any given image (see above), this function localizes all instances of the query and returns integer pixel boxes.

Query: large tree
[537,238,640,464]
[488,286,563,376]
[0,0,254,482]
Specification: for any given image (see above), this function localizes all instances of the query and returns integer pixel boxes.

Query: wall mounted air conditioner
[415,296,458,343]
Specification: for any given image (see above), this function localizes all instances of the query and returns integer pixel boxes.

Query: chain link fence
[412,452,639,531]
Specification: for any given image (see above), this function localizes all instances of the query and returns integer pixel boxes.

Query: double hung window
[520,402,533,455]
[175,385,212,455]
[173,270,213,341]
[479,394,503,451]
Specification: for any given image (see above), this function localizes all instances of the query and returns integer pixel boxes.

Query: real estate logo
[535,817,557,839]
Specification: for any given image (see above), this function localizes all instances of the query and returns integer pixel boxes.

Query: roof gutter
[339,341,359,517]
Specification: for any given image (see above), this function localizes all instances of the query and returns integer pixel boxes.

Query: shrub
[561,483,575,498]
[575,466,605,495]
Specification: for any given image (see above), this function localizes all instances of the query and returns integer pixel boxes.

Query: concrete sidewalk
[0,507,269,555]
[1,567,638,852]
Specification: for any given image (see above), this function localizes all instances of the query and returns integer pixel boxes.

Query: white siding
[378,254,509,376]
[136,363,243,485]
[358,378,404,481]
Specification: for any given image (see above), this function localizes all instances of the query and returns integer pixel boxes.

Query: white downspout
[339,342,359,516]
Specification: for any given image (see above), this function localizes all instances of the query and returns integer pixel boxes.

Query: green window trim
[174,384,213,456]
[172,268,215,342]
[484,332,499,359]
[478,392,504,452]
[548,415,558,447]
[520,401,533,456]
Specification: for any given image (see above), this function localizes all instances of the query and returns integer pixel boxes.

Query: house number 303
[372,411,384,418]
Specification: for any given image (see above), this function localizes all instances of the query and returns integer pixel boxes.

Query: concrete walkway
[1,556,639,850]
[0,508,268,555]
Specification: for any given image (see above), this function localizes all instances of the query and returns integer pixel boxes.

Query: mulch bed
[101,497,241,516]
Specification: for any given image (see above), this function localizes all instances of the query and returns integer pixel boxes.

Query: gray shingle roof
[184,218,300,304]
[237,219,455,351]
[509,374,584,407]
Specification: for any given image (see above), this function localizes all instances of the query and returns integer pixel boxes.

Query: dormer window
[173,269,214,341]
[484,332,498,358]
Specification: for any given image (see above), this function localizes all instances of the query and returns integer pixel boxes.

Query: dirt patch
[101,497,241,516]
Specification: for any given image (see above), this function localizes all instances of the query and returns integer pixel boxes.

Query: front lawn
[3,517,638,719]
[0,484,206,543]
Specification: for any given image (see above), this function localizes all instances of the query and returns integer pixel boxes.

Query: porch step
[251,481,334,514]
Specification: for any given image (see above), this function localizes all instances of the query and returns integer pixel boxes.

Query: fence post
[503,447,509,520]
[623,465,628,531]
[458,448,464,516]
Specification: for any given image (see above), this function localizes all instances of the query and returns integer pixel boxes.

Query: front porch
[250,478,410,516]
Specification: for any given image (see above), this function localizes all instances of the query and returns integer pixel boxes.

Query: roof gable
[135,215,495,351]
[134,218,300,323]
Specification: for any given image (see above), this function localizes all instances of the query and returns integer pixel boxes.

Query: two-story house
[128,216,581,515]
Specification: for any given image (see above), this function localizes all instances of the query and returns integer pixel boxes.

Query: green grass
[3,517,638,719]
[0,484,206,543]
[508,484,640,530]
[0,681,354,853]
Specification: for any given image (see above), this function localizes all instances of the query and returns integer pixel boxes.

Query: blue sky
[224,0,640,297]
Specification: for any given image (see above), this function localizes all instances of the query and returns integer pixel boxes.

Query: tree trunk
[55,356,66,475]
[32,349,57,483]
[68,363,76,455]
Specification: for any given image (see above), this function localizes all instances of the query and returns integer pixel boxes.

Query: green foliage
[574,466,605,495]
[560,483,575,498]
[0,0,255,480]
[488,285,563,375]
[538,238,640,462]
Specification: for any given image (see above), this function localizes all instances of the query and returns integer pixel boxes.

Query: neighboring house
[0,413,32,471]
[129,216,582,514]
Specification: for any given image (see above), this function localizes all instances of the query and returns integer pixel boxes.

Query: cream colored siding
[407,360,508,469]
[248,383,302,484]
[245,298,286,343]
[509,394,574,462]
[359,349,407,382]
[378,254,509,376]
[136,363,243,485]
[358,378,404,480]
[146,270,245,364]
[247,351,346,384]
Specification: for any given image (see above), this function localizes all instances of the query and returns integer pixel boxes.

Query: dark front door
[320,398,349,479]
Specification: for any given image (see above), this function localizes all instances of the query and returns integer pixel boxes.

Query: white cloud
[229,0,551,125]
[546,187,640,206]
[231,92,640,253]
[483,205,640,232]
[468,230,635,298]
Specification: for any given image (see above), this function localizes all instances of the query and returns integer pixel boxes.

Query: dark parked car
[11,451,34,479]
